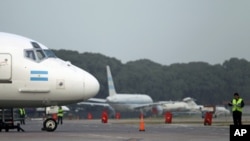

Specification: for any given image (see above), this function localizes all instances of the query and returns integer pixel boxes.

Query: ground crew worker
[19,108,26,125]
[228,92,245,125]
[57,106,64,124]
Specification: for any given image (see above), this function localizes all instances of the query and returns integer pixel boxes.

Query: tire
[43,118,57,132]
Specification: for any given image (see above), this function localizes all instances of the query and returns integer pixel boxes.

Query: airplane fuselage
[155,97,203,115]
[106,94,153,111]
[161,102,190,112]
[0,32,100,108]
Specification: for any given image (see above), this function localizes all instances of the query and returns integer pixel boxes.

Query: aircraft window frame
[24,49,46,62]
[24,49,57,62]
[25,42,57,62]
[43,49,57,58]
[31,41,41,49]
[35,49,46,61]
[24,50,36,61]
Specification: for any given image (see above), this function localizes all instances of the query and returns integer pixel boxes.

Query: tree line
[53,49,250,105]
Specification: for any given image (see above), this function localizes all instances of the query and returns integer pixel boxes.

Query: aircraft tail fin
[106,65,117,96]
[183,97,198,107]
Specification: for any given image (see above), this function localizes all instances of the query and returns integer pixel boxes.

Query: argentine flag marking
[30,70,48,81]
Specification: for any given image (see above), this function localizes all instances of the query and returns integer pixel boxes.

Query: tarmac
[0,115,238,141]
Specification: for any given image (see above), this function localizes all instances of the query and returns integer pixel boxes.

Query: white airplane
[200,105,231,118]
[156,97,231,118]
[0,32,100,132]
[214,106,230,117]
[78,65,158,116]
[154,97,203,115]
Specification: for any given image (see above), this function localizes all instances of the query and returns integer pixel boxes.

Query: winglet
[106,65,117,96]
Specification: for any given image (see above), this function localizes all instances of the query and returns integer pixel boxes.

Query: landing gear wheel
[42,118,57,132]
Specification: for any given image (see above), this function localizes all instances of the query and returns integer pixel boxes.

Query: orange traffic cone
[139,115,145,131]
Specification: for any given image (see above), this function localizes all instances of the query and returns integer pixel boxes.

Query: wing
[77,101,110,107]
[133,102,168,110]
[87,98,107,103]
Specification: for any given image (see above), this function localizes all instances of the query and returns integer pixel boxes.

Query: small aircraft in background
[0,32,100,132]
[78,65,159,117]
[154,97,231,118]
[154,97,203,115]
[213,106,231,117]
[200,105,231,118]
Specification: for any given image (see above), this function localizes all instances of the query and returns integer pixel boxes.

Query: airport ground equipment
[204,112,213,125]
[165,112,173,123]
[0,108,25,132]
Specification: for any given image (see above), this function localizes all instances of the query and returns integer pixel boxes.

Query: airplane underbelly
[0,99,77,108]
[111,103,132,111]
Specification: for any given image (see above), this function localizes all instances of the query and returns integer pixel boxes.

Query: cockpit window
[36,49,46,60]
[24,42,57,62]
[43,49,57,58]
[25,50,36,60]
[31,42,41,49]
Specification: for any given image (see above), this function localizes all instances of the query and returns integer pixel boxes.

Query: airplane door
[0,53,12,81]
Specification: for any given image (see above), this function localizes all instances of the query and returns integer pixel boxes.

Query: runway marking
[88,133,127,139]
[125,138,142,141]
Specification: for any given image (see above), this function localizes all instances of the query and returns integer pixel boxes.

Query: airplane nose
[84,73,100,99]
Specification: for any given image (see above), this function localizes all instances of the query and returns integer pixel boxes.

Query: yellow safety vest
[232,98,243,112]
[19,108,25,115]
[57,108,64,117]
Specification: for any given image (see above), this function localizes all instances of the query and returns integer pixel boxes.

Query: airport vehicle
[0,32,100,132]
[78,65,157,116]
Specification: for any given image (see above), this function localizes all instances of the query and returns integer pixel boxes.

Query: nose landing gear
[41,118,58,132]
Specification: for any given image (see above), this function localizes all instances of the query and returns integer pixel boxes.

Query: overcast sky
[1,0,250,65]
